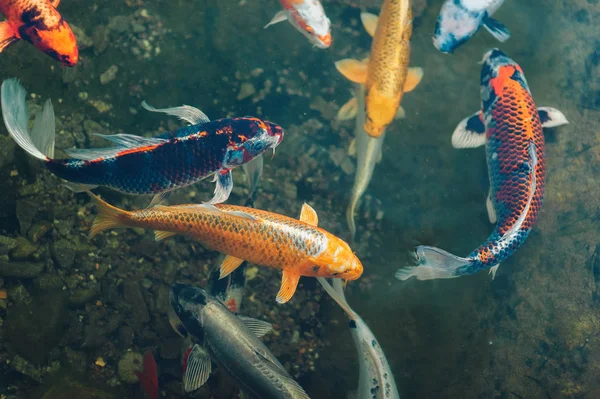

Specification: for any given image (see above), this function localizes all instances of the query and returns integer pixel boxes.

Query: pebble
[117,351,144,384]
[237,82,256,101]
[100,65,119,85]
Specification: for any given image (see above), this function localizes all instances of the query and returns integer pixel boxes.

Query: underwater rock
[8,284,31,305]
[100,65,119,85]
[93,25,110,55]
[0,135,16,169]
[70,24,93,50]
[0,259,44,278]
[16,199,38,235]
[39,374,117,399]
[9,237,38,261]
[10,354,42,382]
[0,235,18,256]
[237,82,256,101]
[123,281,150,327]
[50,239,77,269]
[5,293,67,364]
[117,351,144,384]
[61,347,88,377]
[69,286,100,307]
[34,274,65,292]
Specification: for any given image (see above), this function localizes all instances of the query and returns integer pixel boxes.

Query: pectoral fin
[148,191,171,208]
[264,10,288,29]
[205,170,233,204]
[219,255,245,279]
[141,101,210,125]
[0,22,19,52]
[489,264,500,280]
[483,17,510,42]
[183,344,212,393]
[155,230,177,241]
[276,270,300,304]
[403,67,424,93]
[299,203,318,226]
[394,106,406,120]
[360,12,378,37]
[537,107,569,128]
[451,112,486,148]
[335,59,368,84]
[337,97,358,121]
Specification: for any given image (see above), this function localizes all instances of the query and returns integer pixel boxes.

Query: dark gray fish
[169,284,310,398]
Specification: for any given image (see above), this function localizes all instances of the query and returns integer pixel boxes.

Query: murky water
[0,0,597,398]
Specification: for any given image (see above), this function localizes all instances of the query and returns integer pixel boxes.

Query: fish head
[223,118,284,168]
[169,284,212,340]
[480,48,530,113]
[316,237,364,281]
[290,1,331,48]
[432,1,482,54]
[22,20,79,67]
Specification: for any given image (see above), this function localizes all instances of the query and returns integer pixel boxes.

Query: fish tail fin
[346,193,359,243]
[1,78,55,161]
[316,278,356,317]
[87,192,128,238]
[395,246,471,281]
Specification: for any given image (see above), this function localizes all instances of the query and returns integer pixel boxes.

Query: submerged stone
[10,237,38,261]
[0,259,44,278]
[50,239,77,269]
[117,351,144,384]
[38,374,118,399]
[0,235,17,255]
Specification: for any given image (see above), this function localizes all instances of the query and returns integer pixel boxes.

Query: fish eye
[305,26,314,34]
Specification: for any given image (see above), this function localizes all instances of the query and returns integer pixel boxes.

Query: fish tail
[346,193,359,243]
[316,278,357,318]
[87,192,129,238]
[395,246,471,281]
[1,79,55,161]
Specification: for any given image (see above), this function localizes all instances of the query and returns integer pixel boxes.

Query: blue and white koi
[433,0,509,54]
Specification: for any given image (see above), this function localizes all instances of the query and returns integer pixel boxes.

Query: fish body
[433,0,509,54]
[1,79,283,205]
[0,0,78,66]
[396,49,569,281]
[89,194,363,303]
[169,284,310,398]
[336,3,423,139]
[265,0,331,48]
[317,278,399,399]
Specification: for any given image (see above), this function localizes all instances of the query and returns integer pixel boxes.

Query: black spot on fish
[312,266,320,273]
[465,113,485,134]
[372,339,378,348]
[348,320,357,329]
[383,373,388,379]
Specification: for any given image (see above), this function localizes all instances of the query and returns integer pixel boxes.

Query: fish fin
[403,67,424,93]
[360,12,378,37]
[486,189,497,224]
[64,147,122,160]
[335,59,368,84]
[451,112,486,148]
[62,182,98,193]
[135,351,159,399]
[183,344,212,393]
[155,230,177,241]
[483,17,511,43]
[298,203,318,226]
[175,203,256,220]
[148,191,171,208]
[93,133,168,148]
[65,134,167,160]
[489,264,500,280]
[204,170,233,205]
[316,278,356,317]
[337,97,358,121]
[348,138,356,157]
[253,350,310,399]
[395,246,469,281]
[264,10,288,29]
[276,270,300,304]
[219,255,245,279]
[237,315,273,338]
[87,192,127,238]
[1,78,53,160]
[394,106,406,120]
[0,23,19,52]
[168,306,188,338]
[51,0,61,7]
[31,99,56,159]
[537,107,569,128]
[141,101,210,125]
[242,155,263,204]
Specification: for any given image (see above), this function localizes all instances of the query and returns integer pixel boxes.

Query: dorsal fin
[299,203,318,226]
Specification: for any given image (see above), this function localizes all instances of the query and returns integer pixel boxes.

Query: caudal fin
[1,79,55,160]
[395,246,470,281]
[87,192,128,238]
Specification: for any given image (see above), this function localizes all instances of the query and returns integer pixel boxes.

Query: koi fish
[396,49,568,281]
[88,193,363,303]
[0,0,78,66]
[433,0,509,54]
[336,3,423,139]
[265,0,331,49]
[134,351,159,399]
[1,78,283,205]
[168,284,310,398]
[317,278,399,399]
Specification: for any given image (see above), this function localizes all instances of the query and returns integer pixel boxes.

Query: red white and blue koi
[433,0,509,54]
[396,49,568,281]
[265,0,331,49]
[0,78,283,206]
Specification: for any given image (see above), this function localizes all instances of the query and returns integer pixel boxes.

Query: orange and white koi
[265,0,331,49]
[88,194,363,304]
[0,0,78,66]
[336,0,423,138]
